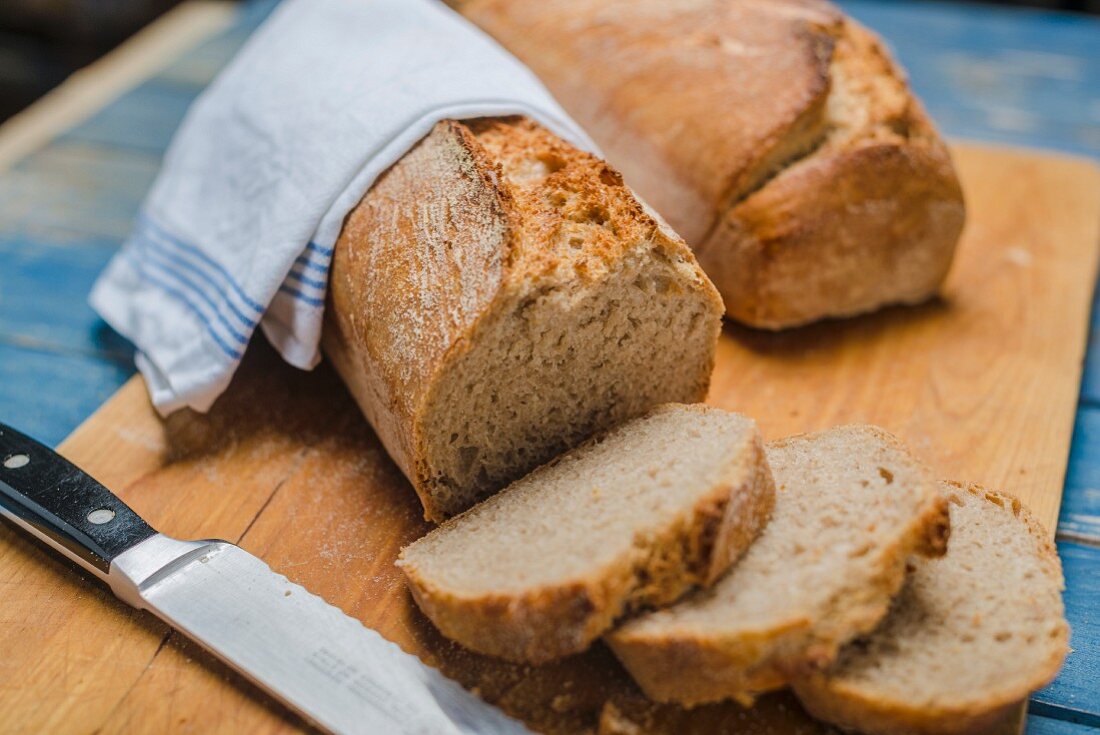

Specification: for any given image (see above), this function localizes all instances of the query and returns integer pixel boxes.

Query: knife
[0,422,528,735]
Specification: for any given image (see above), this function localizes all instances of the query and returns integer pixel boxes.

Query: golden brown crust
[324,120,512,519]
[794,683,1025,735]
[399,405,775,664]
[697,434,775,586]
[463,117,691,285]
[792,482,1069,735]
[456,0,841,246]
[454,0,966,328]
[700,140,964,328]
[697,19,966,328]
[609,615,811,708]
[323,121,506,516]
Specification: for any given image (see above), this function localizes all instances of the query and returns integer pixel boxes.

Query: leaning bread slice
[792,481,1069,735]
[606,425,949,706]
[398,404,775,664]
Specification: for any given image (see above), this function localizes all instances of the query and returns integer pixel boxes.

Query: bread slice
[792,481,1069,735]
[324,116,724,522]
[606,425,949,706]
[452,0,965,329]
[397,404,775,664]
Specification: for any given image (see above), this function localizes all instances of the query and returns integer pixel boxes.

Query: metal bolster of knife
[0,421,221,607]
[109,535,229,609]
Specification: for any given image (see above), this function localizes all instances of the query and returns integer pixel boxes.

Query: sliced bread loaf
[792,481,1069,735]
[606,425,949,706]
[324,116,724,522]
[397,404,775,664]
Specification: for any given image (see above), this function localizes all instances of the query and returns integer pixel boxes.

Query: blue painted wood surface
[0,1,1097,732]
[839,0,1100,158]
[1031,715,1100,735]
[1078,285,1100,407]
[0,235,125,354]
[1032,542,1100,727]
[58,81,201,154]
[0,343,132,447]
[1061,408,1100,543]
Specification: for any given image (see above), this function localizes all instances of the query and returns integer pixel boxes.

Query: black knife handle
[0,422,157,576]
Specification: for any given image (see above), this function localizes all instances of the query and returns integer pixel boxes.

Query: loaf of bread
[323,117,724,521]
[450,0,966,329]
[793,481,1069,735]
[606,426,949,706]
[398,404,775,663]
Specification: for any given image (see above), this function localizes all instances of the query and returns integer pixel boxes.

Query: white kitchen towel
[90,0,597,414]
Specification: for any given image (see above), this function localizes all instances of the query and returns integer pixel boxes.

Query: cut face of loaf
[398,404,775,664]
[452,0,966,329]
[606,425,950,707]
[793,482,1069,735]
[323,117,723,521]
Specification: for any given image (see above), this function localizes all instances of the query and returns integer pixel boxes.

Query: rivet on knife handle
[0,422,157,577]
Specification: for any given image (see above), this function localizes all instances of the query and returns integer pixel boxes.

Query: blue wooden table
[0,1,1096,731]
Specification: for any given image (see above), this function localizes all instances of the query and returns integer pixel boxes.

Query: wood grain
[0,144,1096,734]
[710,144,1100,531]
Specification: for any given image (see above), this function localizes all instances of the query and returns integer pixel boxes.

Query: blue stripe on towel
[134,229,259,329]
[277,284,324,308]
[294,254,330,275]
[137,241,251,347]
[123,252,244,361]
[305,241,334,257]
[285,268,327,290]
[138,212,266,313]
[138,213,331,309]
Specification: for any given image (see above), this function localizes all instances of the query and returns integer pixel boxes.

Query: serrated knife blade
[0,422,528,735]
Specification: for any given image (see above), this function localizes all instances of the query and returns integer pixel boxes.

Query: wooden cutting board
[2,144,1098,734]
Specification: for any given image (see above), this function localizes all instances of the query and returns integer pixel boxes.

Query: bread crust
[606,425,950,707]
[700,139,964,329]
[324,120,510,506]
[696,19,966,328]
[792,482,1069,735]
[398,404,776,664]
[324,118,723,521]
[453,0,966,328]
